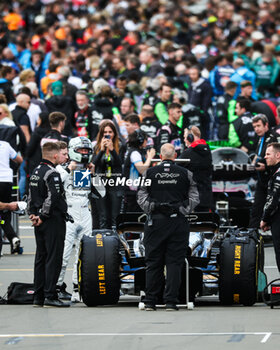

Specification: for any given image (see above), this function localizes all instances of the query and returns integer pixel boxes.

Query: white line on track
[0,332,273,343]
[19,226,32,229]
[261,333,272,343]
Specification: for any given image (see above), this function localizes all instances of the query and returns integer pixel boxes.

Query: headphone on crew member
[186,126,195,143]
[134,128,146,146]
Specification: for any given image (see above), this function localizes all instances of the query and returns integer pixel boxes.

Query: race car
[77,212,264,308]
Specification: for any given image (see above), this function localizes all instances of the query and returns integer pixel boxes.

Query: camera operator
[137,143,199,311]
[55,136,103,302]
[27,142,70,307]
[123,129,155,212]
[249,114,278,229]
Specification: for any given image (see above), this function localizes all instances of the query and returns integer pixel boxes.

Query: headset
[186,126,195,143]
[134,129,146,146]
[187,132,194,143]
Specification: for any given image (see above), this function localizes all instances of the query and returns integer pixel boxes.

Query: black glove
[65,213,74,223]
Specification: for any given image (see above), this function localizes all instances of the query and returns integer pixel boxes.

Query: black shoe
[166,303,179,311]
[43,298,71,308]
[56,283,72,301]
[33,299,44,307]
[57,290,72,300]
[145,304,156,311]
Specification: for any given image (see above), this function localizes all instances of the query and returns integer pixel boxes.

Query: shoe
[58,291,72,300]
[33,299,44,307]
[11,237,20,254]
[144,304,156,311]
[166,303,179,311]
[71,291,80,303]
[43,298,71,308]
[71,284,80,303]
[56,283,72,301]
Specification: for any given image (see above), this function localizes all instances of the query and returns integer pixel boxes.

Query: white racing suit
[56,164,92,286]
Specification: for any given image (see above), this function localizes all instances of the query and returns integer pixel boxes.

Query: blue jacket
[209,64,235,96]
[230,66,257,100]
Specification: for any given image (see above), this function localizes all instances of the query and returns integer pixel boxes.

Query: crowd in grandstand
[1,0,280,231]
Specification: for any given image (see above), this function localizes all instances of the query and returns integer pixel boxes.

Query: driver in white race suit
[56,136,105,302]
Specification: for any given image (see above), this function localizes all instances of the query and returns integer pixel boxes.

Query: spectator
[14,69,36,95]
[57,66,79,101]
[25,82,48,114]
[41,111,68,145]
[157,103,183,156]
[45,81,76,137]
[188,66,212,139]
[140,104,161,146]
[251,52,280,98]
[0,103,14,126]
[230,58,257,100]
[120,97,135,118]
[228,99,257,154]
[93,121,123,228]
[179,126,213,212]
[0,66,15,104]
[10,86,42,132]
[40,63,59,96]
[154,83,172,125]
[209,54,235,97]
[74,90,95,140]
[0,140,22,253]
[216,81,237,140]
[11,93,31,143]
[26,112,51,175]
[30,50,46,96]
[173,89,204,138]
[0,103,26,160]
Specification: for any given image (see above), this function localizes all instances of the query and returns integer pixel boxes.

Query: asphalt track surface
[0,215,279,350]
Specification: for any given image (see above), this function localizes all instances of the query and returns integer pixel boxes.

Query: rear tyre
[219,235,257,306]
[78,234,120,306]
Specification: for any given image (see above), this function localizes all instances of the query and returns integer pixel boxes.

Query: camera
[104,135,111,139]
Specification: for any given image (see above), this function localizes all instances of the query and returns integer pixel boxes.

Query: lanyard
[258,136,265,157]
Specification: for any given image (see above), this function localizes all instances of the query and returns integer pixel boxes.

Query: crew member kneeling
[137,143,199,311]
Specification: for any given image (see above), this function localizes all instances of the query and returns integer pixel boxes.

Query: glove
[65,213,74,223]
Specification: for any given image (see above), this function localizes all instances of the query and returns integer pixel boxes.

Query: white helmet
[68,137,93,163]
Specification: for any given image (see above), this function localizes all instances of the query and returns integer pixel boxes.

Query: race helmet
[68,136,93,163]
